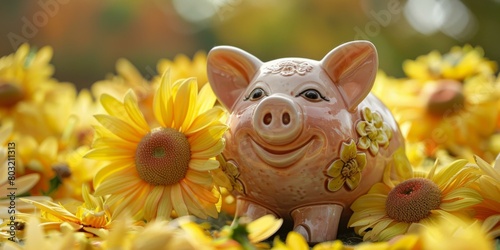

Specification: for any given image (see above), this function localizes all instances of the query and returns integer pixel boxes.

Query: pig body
[207,41,405,243]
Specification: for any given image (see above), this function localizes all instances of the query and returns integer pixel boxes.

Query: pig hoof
[291,204,343,243]
[293,224,311,242]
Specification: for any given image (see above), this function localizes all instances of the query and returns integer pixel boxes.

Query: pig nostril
[282,112,290,125]
[263,113,272,125]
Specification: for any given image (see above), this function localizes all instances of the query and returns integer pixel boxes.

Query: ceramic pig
[207,41,405,243]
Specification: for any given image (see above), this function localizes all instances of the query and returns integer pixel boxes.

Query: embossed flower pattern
[326,140,367,192]
[217,154,245,194]
[356,107,392,155]
[263,61,313,76]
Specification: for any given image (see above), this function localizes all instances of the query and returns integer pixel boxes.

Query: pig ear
[207,46,262,111]
[321,41,378,111]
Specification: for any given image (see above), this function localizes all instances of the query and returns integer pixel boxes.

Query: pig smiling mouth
[250,137,315,168]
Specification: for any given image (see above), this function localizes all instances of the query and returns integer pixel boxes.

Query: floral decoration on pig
[356,107,392,155]
[263,61,314,76]
[326,139,367,192]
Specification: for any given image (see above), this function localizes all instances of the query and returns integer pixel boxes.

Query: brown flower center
[0,81,24,107]
[52,163,72,179]
[135,127,191,186]
[426,80,465,117]
[386,178,441,223]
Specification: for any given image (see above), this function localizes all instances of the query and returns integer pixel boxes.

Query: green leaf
[41,175,63,196]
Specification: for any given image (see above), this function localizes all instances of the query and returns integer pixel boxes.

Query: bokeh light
[1,0,499,90]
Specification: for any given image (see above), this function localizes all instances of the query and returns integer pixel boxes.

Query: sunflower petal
[94,114,143,142]
[185,107,226,135]
[188,125,227,153]
[349,212,386,227]
[367,218,392,237]
[39,137,58,160]
[0,121,13,145]
[143,186,165,221]
[156,186,173,219]
[171,184,189,216]
[0,174,40,197]
[180,182,208,219]
[124,90,150,133]
[116,58,144,85]
[111,188,147,220]
[20,198,79,223]
[183,179,219,204]
[285,231,309,250]
[475,155,500,179]
[189,159,220,172]
[440,188,482,211]
[94,173,142,197]
[247,215,283,243]
[432,159,468,189]
[91,137,135,150]
[185,169,213,186]
[85,147,134,161]
[191,139,225,159]
[196,83,218,114]
[100,94,129,121]
[350,194,387,211]
[153,70,173,127]
[377,221,409,241]
[482,214,500,235]
[174,78,197,131]
[93,161,133,186]
[368,183,392,195]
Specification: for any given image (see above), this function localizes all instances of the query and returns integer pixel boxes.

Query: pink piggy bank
[207,41,405,243]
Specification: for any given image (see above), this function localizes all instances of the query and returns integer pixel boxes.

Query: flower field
[0,42,499,250]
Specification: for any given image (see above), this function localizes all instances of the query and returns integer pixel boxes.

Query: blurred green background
[1,0,499,89]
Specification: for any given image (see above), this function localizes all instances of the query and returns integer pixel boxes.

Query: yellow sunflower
[21,185,111,237]
[374,45,499,165]
[0,44,54,110]
[91,58,157,124]
[1,217,76,250]
[348,158,483,242]
[86,72,227,221]
[413,216,494,250]
[156,51,208,88]
[402,45,497,82]
[0,44,80,144]
[53,145,105,200]
[374,72,498,165]
[271,231,310,250]
[0,122,42,213]
[472,156,500,238]
[271,231,346,250]
[60,89,101,150]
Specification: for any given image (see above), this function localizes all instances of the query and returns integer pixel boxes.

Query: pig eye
[244,88,267,101]
[296,89,329,102]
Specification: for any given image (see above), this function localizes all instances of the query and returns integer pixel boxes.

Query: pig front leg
[291,204,343,243]
[234,196,278,220]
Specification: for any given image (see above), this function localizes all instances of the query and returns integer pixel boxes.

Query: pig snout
[252,95,303,145]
